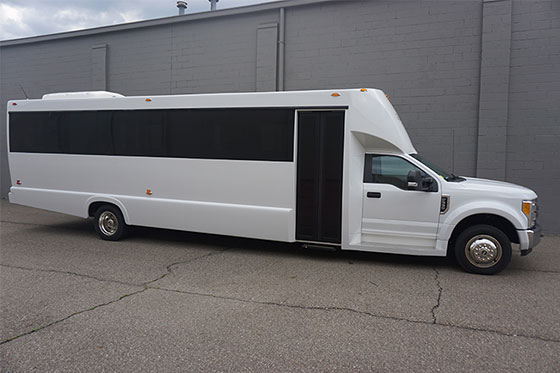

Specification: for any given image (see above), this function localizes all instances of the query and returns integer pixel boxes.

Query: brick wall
[506,0,560,232]
[284,0,482,176]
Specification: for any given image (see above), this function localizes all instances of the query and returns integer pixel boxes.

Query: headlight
[522,199,537,228]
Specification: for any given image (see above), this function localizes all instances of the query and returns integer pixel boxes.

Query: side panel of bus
[7,108,300,242]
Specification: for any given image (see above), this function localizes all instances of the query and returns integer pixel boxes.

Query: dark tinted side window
[364,154,427,190]
[166,109,294,161]
[59,111,113,155]
[113,110,165,157]
[10,112,60,153]
[166,110,218,159]
[9,108,295,161]
[215,109,294,161]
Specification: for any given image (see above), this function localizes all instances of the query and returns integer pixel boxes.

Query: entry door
[296,111,345,244]
[362,154,441,250]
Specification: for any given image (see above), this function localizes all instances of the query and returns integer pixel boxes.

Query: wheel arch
[86,197,130,224]
[447,213,519,255]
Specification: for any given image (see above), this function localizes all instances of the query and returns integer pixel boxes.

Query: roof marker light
[331,93,341,97]
[145,98,152,102]
[16,180,21,185]
[12,102,17,106]
[360,88,368,92]
[146,189,152,196]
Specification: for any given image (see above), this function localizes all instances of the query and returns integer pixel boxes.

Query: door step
[301,243,338,252]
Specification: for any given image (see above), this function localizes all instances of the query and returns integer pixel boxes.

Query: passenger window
[364,154,426,190]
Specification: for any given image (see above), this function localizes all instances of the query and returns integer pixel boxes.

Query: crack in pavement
[0,248,230,289]
[0,288,147,346]
[0,250,228,346]
[0,263,140,287]
[149,285,560,344]
[142,248,230,286]
[431,268,443,324]
[2,267,558,346]
[2,249,558,347]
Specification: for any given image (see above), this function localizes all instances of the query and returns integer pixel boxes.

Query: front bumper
[518,224,542,256]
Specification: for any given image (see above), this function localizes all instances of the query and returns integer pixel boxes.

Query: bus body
[7,89,541,274]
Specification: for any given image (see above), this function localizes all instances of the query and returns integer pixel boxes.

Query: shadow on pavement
[34,217,458,272]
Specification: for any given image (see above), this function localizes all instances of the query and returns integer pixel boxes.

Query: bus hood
[450,177,537,200]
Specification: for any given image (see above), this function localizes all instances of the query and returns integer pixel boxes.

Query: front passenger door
[362,154,441,251]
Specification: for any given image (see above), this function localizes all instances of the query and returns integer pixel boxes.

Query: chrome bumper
[519,224,542,256]
[528,224,542,249]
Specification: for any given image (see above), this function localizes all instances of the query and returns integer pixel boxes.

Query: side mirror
[408,170,438,192]
[421,175,437,192]
[407,170,422,190]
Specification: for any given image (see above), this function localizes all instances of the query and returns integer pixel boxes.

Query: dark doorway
[296,111,345,244]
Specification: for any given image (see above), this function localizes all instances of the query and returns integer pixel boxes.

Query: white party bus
[7,88,541,274]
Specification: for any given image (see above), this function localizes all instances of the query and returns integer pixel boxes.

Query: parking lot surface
[1,200,559,371]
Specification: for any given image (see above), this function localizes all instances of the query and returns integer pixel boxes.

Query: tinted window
[364,154,427,189]
[9,108,295,162]
[165,109,294,161]
[166,110,218,159]
[113,110,165,157]
[59,111,113,155]
[9,112,60,153]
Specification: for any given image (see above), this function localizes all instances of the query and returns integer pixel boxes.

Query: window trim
[363,153,440,192]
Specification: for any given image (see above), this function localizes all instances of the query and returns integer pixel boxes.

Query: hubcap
[99,211,118,236]
[465,235,502,268]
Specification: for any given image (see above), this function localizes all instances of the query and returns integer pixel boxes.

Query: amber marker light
[360,88,368,92]
[331,93,341,97]
[522,201,532,216]
[145,98,152,102]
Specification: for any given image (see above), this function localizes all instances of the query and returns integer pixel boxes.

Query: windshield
[410,153,458,181]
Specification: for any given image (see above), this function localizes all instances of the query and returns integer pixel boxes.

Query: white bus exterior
[6,89,541,274]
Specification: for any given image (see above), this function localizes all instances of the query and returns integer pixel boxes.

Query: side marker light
[16,180,21,185]
[331,93,341,97]
[145,98,152,102]
[522,201,531,216]
[146,189,152,196]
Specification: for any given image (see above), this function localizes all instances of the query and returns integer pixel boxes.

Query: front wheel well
[448,214,519,253]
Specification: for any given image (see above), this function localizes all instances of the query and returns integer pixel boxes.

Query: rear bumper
[518,224,542,255]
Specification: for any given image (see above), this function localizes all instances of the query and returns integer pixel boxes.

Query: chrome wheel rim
[465,235,502,268]
[99,211,118,236]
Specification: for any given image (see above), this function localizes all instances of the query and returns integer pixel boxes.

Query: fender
[438,199,526,242]
[85,196,131,225]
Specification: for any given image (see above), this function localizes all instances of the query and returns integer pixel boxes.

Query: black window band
[9,108,296,162]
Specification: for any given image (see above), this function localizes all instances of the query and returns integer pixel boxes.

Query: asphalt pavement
[1,200,559,371]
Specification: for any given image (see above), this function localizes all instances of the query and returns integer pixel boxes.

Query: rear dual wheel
[454,224,512,275]
[94,205,128,241]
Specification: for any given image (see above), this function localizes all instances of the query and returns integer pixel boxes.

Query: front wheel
[454,224,512,275]
[94,205,128,241]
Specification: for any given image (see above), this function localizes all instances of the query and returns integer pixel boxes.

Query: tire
[93,204,128,241]
[454,224,512,275]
